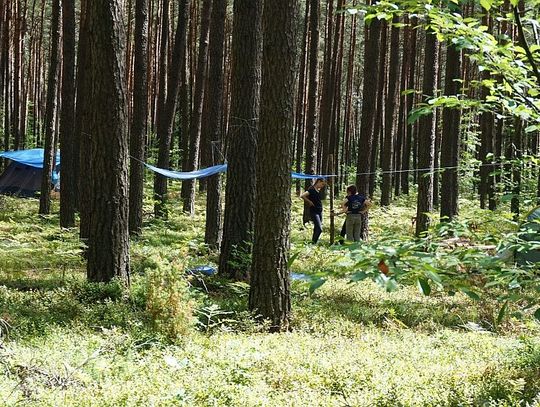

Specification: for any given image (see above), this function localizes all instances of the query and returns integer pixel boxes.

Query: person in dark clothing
[300,178,326,243]
[332,185,371,242]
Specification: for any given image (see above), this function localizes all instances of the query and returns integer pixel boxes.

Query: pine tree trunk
[129,0,150,235]
[39,0,61,215]
[294,0,310,195]
[77,0,92,241]
[153,0,171,217]
[86,0,130,283]
[479,14,496,210]
[440,43,462,221]
[153,0,190,218]
[59,0,77,228]
[381,16,400,206]
[249,0,297,332]
[302,0,320,224]
[511,119,522,219]
[218,0,262,280]
[182,0,211,215]
[415,29,438,236]
[203,0,227,249]
[401,17,417,195]
[355,14,381,194]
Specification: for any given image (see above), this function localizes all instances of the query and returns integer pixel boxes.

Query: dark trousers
[311,212,323,243]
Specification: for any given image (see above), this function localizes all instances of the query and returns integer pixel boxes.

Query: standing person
[341,185,368,242]
[300,178,326,244]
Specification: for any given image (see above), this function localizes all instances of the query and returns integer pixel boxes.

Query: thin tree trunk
[294,0,310,195]
[77,0,92,240]
[59,0,77,227]
[302,0,320,224]
[511,119,522,219]
[129,0,150,234]
[153,0,190,217]
[39,0,61,215]
[440,43,462,221]
[356,13,381,194]
[401,17,417,194]
[181,0,211,215]
[203,0,228,249]
[381,16,400,206]
[415,28,439,236]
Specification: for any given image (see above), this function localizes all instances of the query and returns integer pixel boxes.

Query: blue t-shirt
[307,187,323,214]
[346,194,365,214]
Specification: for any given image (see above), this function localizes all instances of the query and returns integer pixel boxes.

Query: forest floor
[0,189,539,406]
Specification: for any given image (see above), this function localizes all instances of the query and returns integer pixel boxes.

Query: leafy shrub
[145,258,195,340]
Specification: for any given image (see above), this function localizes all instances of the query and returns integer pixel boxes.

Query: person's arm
[341,199,349,214]
[300,191,314,207]
[360,198,372,213]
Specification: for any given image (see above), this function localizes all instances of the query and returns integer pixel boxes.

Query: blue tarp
[291,171,334,180]
[144,163,228,180]
[0,149,331,182]
[0,148,60,169]
[145,162,331,180]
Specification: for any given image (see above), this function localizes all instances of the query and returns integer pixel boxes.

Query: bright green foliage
[1,194,540,405]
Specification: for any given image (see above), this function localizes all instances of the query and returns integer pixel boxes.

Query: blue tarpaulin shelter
[0,149,60,197]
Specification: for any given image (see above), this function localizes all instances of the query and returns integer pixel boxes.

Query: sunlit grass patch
[1,190,540,405]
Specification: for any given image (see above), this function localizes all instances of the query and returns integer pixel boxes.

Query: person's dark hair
[314,178,325,185]
[346,185,357,195]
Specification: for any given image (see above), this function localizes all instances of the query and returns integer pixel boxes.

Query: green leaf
[460,288,481,301]
[350,271,369,282]
[417,278,431,296]
[425,269,443,284]
[534,308,540,321]
[510,0,519,6]
[309,278,326,295]
[497,300,509,325]
[287,251,301,268]
[480,0,493,11]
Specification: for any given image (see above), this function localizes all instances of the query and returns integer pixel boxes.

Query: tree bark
[86,0,130,283]
[249,0,297,332]
[355,13,381,194]
[218,0,262,280]
[381,16,400,206]
[203,0,228,249]
[39,0,61,215]
[77,0,92,241]
[440,43,462,221]
[511,118,522,219]
[401,17,417,195]
[129,0,150,234]
[181,0,211,215]
[153,0,190,218]
[415,28,439,236]
[302,0,320,224]
[59,0,77,228]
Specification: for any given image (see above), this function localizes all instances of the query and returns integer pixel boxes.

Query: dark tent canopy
[0,149,60,198]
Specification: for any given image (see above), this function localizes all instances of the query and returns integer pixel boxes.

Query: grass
[1,191,540,406]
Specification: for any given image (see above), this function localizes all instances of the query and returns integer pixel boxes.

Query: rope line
[131,155,538,179]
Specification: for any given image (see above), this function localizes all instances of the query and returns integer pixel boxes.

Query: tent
[0,149,60,197]
[516,206,540,265]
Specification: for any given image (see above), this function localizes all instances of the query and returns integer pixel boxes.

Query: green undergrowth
[1,193,540,406]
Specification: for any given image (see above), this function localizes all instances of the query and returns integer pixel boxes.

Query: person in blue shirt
[300,178,326,244]
[334,185,370,242]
